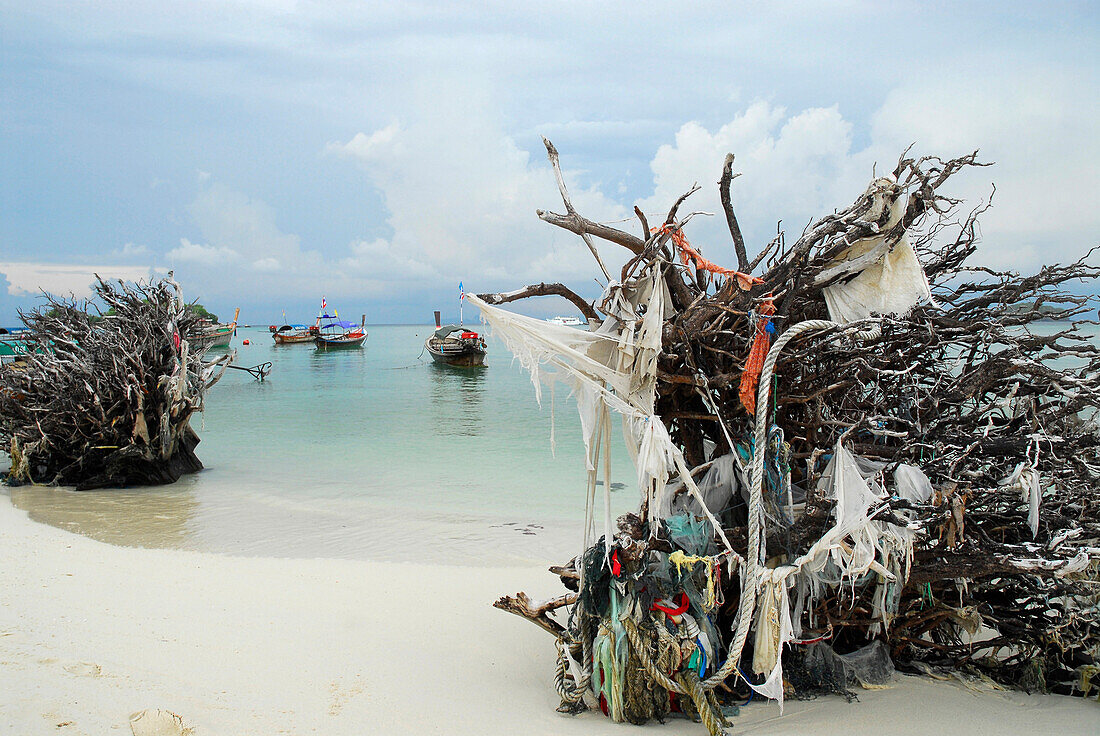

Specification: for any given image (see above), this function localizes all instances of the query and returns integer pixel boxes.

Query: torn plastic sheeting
[818,181,932,324]
[894,463,934,504]
[822,234,933,324]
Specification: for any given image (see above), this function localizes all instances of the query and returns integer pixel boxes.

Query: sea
[4,325,638,566]
[4,319,1095,565]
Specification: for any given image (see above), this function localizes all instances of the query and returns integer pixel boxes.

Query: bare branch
[719,153,749,271]
[476,283,600,321]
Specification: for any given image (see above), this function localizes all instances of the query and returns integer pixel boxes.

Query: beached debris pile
[474,140,1100,731]
[0,274,232,490]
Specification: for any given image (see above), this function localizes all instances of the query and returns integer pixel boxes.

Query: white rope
[705,318,879,689]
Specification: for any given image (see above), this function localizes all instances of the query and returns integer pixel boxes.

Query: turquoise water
[8,324,637,564]
[8,319,1095,564]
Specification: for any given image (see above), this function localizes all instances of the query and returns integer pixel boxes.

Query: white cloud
[251,257,281,272]
[631,77,1100,275]
[167,237,239,265]
[112,242,150,257]
[189,184,306,265]
[339,238,437,281]
[634,102,871,264]
[866,68,1100,271]
[333,123,401,162]
[0,262,154,298]
[330,89,631,294]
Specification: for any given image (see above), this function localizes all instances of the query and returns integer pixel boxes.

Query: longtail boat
[272,319,320,344]
[315,314,367,349]
[189,308,240,351]
[426,310,486,366]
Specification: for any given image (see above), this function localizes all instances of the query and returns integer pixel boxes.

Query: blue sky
[1,1,1097,325]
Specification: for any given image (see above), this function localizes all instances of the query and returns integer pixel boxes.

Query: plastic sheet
[665,453,745,525]
[894,463,934,504]
[665,513,715,557]
[820,188,932,324]
[822,235,932,324]
[802,639,895,690]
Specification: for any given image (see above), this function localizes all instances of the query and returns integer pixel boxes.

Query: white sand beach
[2,494,1096,735]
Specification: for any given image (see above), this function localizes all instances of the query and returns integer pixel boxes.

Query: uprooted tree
[0,274,231,490]
[474,139,1100,732]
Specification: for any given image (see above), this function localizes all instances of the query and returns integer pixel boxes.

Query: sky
[1,1,1097,325]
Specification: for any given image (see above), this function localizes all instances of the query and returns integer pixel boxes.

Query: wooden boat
[426,312,486,366]
[0,328,33,365]
[189,308,240,351]
[272,322,319,344]
[314,315,367,349]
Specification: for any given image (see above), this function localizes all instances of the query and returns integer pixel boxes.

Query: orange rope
[739,300,776,415]
[651,225,762,291]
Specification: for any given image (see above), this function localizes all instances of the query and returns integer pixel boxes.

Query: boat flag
[459,281,465,300]
[321,296,327,311]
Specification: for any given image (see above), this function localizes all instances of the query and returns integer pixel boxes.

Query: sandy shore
[1,494,1096,735]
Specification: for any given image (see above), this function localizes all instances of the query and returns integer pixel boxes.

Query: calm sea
[5,320,1095,564]
[6,325,637,565]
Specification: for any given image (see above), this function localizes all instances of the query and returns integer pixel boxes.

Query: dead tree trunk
[481,139,1100,714]
[0,273,231,490]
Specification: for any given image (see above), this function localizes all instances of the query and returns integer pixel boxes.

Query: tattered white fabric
[1001,459,1041,538]
[748,442,915,705]
[467,267,735,557]
[820,184,932,324]
[747,569,792,707]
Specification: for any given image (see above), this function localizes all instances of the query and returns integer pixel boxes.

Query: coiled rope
[554,637,592,713]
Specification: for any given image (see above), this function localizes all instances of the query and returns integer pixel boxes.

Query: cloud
[0,262,154,298]
[189,184,306,265]
[633,102,871,262]
[631,78,1100,275]
[866,68,1100,271]
[167,238,239,266]
[251,257,281,272]
[334,124,401,162]
[112,242,150,257]
[330,89,631,295]
[339,238,437,281]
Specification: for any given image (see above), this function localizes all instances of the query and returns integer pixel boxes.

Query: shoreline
[2,494,1096,735]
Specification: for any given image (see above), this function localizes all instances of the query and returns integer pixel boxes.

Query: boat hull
[425,338,486,366]
[207,328,233,348]
[188,325,234,350]
[273,331,315,344]
[315,334,366,349]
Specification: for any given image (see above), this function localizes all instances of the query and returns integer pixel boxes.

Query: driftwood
[494,591,576,639]
[0,274,230,490]
[485,139,1100,706]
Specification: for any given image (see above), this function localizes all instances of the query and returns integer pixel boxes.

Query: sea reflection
[9,483,200,550]
[428,363,486,436]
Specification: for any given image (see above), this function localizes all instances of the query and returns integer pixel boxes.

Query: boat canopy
[276,324,309,332]
[434,324,478,339]
[321,321,359,330]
